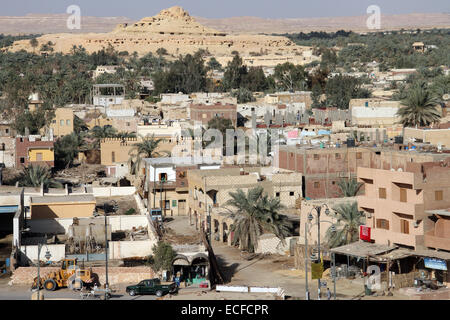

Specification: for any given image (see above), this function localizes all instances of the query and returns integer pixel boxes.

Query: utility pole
[37,243,41,301]
[104,203,109,300]
[305,220,310,300]
[317,206,321,300]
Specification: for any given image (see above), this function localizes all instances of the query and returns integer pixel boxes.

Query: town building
[49,108,74,138]
[93,65,119,79]
[92,84,125,108]
[264,91,312,109]
[187,167,302,230]
[357,160,450,250]
[189,103,237,128]
[30,194,97,219]
[143,157,221,217]
[276,145,372,199]
[0,137,16,168]
[404,125,450,149]
[15,136,55,168]
[349,98,403,127]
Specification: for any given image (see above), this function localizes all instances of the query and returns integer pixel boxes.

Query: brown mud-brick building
[276,145,450,200]
[277,145,372,199]
[15,137,55,168]
[189,102,237,127]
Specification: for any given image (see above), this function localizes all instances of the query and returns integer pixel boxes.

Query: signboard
[311,262,324,279]
[360,225,371,242]
[424,258,447,271]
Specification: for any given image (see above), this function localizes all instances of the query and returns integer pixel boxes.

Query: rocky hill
[4,6,312,66]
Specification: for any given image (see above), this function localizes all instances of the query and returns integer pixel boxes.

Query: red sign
[360,225,371,241]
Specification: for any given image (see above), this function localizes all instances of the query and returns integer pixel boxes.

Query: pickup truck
[126,278,177,297]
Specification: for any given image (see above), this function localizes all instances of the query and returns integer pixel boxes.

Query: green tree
[54,133,87,168]
[397,81,441,127]
[223,54,248,90]
[324,75,371,109]
[311,84,323,108]
[207,57,222,71]
[29,38,39,53]
[336,178,363,197]
[325,202,364,248]
[149,242,176,272]
[273,62,307,92]
[19,165,63,188]
[226,187,292,253]
[232,87,255,104]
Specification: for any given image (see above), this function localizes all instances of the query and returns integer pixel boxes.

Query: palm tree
[19,165,63,188]
[116,131,137,142]
[90,125,118,148]
[336,178,363,197]
[397,81,441,127]
[226,187,292,253]
[54,132,88,168]
[325,202,364,248]
[128,134,167,175]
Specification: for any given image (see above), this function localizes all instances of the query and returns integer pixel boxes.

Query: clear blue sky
[2,0,449,19]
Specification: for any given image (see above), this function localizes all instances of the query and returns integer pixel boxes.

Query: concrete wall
[92,186,136,197]
[109,240,156,259]
[27,215,150,234]
[19,244,66,263]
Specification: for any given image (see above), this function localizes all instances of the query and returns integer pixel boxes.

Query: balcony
[424,232,450,251]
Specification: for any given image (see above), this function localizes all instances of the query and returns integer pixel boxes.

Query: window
[400,188,407,203]
[400,219,409,234]
[202,113,207,119]
[335,153,341,160]
[159,173,168,181]
[66,120,71,126]
[276,192,280,197]
[313,154,319,160]
[111,152,115,163]
[376,219,389,230]
[314,182,320,188]
[332,181,336,185]
[290,153,294,157]
[20,157,25,164]
[356,152,362,159]
[60,120,64,126]
[435,190,443,201]
[52,120,56,124]
[126,122,130,127]
[289,191,295,196]
[379,188,386,199]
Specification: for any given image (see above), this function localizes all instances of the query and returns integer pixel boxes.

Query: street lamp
[304,204,334,300]
[36,241,51,300]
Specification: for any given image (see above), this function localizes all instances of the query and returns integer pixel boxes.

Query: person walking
[326,288,332,300]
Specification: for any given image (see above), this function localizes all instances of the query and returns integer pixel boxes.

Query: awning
[0,205,19,213]
[330,241,398,261]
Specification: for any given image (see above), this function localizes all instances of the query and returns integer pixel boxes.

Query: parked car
[126,278,177,297]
